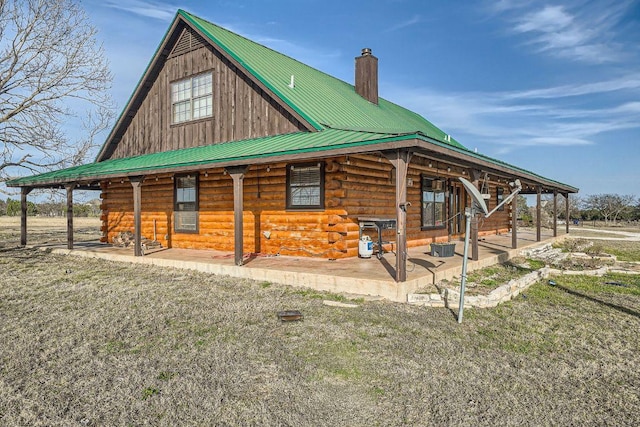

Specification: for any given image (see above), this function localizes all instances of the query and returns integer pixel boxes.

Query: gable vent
[169,27,208,58]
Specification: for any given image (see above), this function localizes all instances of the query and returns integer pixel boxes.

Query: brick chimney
[355,48,378,104]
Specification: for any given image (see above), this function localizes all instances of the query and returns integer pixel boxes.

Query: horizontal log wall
[101,162,353,258]
[477,181,511,236]
[339,154,455,253]
[100,155,512,258]
[107,42,304,160]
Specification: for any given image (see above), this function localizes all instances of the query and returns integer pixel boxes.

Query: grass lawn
[1,219,639,426]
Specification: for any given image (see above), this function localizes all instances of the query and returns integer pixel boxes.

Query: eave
[7,131,578,194]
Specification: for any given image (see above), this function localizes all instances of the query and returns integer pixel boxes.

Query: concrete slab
[39,228,565,302]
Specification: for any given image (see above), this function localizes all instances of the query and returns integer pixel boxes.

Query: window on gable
[421,176,446,229]
[286,162,325,210]
[174,174,199,233]
[171,72,213,124]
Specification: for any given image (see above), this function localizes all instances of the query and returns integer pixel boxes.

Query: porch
[37,227,563,302]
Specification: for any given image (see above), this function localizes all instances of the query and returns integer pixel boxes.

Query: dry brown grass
[0,217,101,248]
[1,218,639,426]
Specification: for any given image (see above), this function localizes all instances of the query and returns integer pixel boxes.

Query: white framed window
[421,176,446,229]
[171,72,213,124]
[174,174,198,233]
[286,162,325,210]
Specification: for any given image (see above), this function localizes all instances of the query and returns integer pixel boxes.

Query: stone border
[408,265,639,308]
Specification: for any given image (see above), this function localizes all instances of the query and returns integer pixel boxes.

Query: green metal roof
[7,129,400,186]
[6,9,577,193]
[7,128,577,192]
[180,10,465,149]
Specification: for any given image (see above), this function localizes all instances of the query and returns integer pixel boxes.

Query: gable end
[169,26,207,58]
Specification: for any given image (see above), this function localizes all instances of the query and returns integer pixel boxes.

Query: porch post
[20,187,32,246]
[226,166,249,266]
[130,176,144,257]
[66,184,74,250]
[384,149,413,282]
[536,186,542,242]
[565,193,570,234]
[511,191,518,249]
[469,170,483,261]
[553,190,558,237]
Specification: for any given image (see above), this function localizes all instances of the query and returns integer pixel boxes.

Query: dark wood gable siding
[106,27,306,160]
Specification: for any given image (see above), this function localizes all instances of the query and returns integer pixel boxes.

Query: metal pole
[458,209,473,323]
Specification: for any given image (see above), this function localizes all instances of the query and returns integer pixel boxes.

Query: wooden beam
[536,187,542,242]
[66,185,74,250]
[130,176,144,256]
[226,166,250,266]
[471,173,482,261]
[20,187,32,246]
[553,190,558,238]
[511,193,518,249]
[565,193,570,234]
[384,149,413,282]
[468,169,483,182]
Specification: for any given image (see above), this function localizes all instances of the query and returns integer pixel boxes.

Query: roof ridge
[178,10,342,85]
[179,10,324,131]
[178,10,467,150]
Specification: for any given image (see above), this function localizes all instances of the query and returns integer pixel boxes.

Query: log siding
[100,155,512,259]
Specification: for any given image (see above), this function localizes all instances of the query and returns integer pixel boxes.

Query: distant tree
[73,203,91,217]
[583,194,637,226]
[0,0,113,189]
[559,194,581,220]
[539,194,581,224]
[86,198,102,217]
[0,197,6,215]
[631,202,640,222]
[38,201,65,217]
[6,197,36,216]
[515,195,532,225]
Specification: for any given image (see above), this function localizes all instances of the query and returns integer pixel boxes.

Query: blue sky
[84,0,640,197]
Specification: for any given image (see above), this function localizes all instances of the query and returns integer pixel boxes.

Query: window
[174,175,198,232]
[421,176,446,229]
[286,162,324,209]
[171,72,213,124]
[496,187,505,211]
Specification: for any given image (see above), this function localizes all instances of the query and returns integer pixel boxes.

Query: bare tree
[540,193,581,223]
[0,0,113,189]
[583,194,637,226]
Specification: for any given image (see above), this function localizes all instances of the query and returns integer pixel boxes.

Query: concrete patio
[40,228,565,302]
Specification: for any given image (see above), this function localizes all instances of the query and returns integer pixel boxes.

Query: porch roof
[7,128,578,193]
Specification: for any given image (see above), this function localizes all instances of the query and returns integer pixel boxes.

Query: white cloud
[387,74,640,155]
[104,1,177,21]
[490,0,633,63]
[504,74,640,99]
[384,15,422,33]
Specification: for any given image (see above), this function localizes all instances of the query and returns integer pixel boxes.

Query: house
[8,10,578,282]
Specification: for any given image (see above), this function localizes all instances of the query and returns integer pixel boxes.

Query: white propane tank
[359,235,373,258]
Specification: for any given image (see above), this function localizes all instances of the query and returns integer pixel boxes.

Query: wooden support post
[20,187,32,246]
[511,192,518,249]
[130,176,144,257]
[565,193,570,234]
[553,190,558,237]
[226,166,249,266]
[536,187,542,242]
[66,184,74,250]
[469,169,483,261]
[384,149,413,282]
